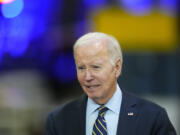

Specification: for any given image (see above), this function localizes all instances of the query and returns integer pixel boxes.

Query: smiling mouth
[85,85,100,89]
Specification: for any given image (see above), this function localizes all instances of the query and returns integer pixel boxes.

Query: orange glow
[0,0,14,4]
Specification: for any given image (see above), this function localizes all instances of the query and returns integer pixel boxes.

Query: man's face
[74,40,121,104]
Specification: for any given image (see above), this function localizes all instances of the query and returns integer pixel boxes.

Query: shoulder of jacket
[48,94,87,117]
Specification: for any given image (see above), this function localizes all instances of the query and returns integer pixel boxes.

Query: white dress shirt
[86,84,122,135]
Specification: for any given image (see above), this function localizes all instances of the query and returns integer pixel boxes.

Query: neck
[94,85,117,105]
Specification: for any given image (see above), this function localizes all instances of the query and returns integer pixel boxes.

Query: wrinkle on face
[74,39,118,104]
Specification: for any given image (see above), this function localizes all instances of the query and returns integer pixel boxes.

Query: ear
[114,58,122,78]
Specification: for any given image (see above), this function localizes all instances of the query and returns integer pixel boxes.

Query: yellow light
[0,0,14,4]
[92,7,178,52]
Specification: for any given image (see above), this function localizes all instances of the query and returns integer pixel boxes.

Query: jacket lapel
[77,95,88,135]
[116,91,138,135]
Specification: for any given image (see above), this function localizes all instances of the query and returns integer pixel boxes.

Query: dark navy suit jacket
[45,91,177,135]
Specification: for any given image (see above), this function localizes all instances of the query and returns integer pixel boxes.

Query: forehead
[74,40,110,62]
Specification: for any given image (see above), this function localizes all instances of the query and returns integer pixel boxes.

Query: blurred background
[0,0,179,135]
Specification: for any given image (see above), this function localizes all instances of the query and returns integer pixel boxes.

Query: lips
[85,84,100,89]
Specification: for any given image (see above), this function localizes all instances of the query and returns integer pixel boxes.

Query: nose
[84,69,93,81]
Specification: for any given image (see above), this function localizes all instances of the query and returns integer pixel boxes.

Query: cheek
[77,73,88,86]
[100,70,113,80]
[101,72,116,85]
[77,73,83,83]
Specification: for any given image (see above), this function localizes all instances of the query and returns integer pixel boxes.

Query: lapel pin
[128,112,134,116]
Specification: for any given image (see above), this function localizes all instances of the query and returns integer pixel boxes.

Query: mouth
[85,84,100,89]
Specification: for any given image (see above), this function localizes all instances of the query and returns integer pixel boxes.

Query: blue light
[5,37,30,57]
[75,20,89,38]
[0,17,33,58]
[160,0,178,14]
[0,0,53,60]
[0,39,3,67]
[121,0,152,15]
[1,0,24,18]
[53,53,77,83]
[83,0,107,9]
[0,0,56,68]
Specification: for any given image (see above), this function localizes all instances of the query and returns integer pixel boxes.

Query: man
[45,32,177,135]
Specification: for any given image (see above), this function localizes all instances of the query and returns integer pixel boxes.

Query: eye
[78,66,85,70]
[92,65,100,69]
[93,65,99,68]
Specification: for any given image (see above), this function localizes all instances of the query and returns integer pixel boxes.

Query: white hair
[73,32,123,66]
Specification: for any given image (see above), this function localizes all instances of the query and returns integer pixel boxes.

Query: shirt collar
[86,84,122,115]
[86,97,100,116]
[105,84,122,114]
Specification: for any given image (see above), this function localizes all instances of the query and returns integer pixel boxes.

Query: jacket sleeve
[44,113,57,135]
[152,108,177,135]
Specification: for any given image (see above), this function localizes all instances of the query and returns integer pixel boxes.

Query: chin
[83,87,102,99]
[87,93,97,99]
[87,92,101,101]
